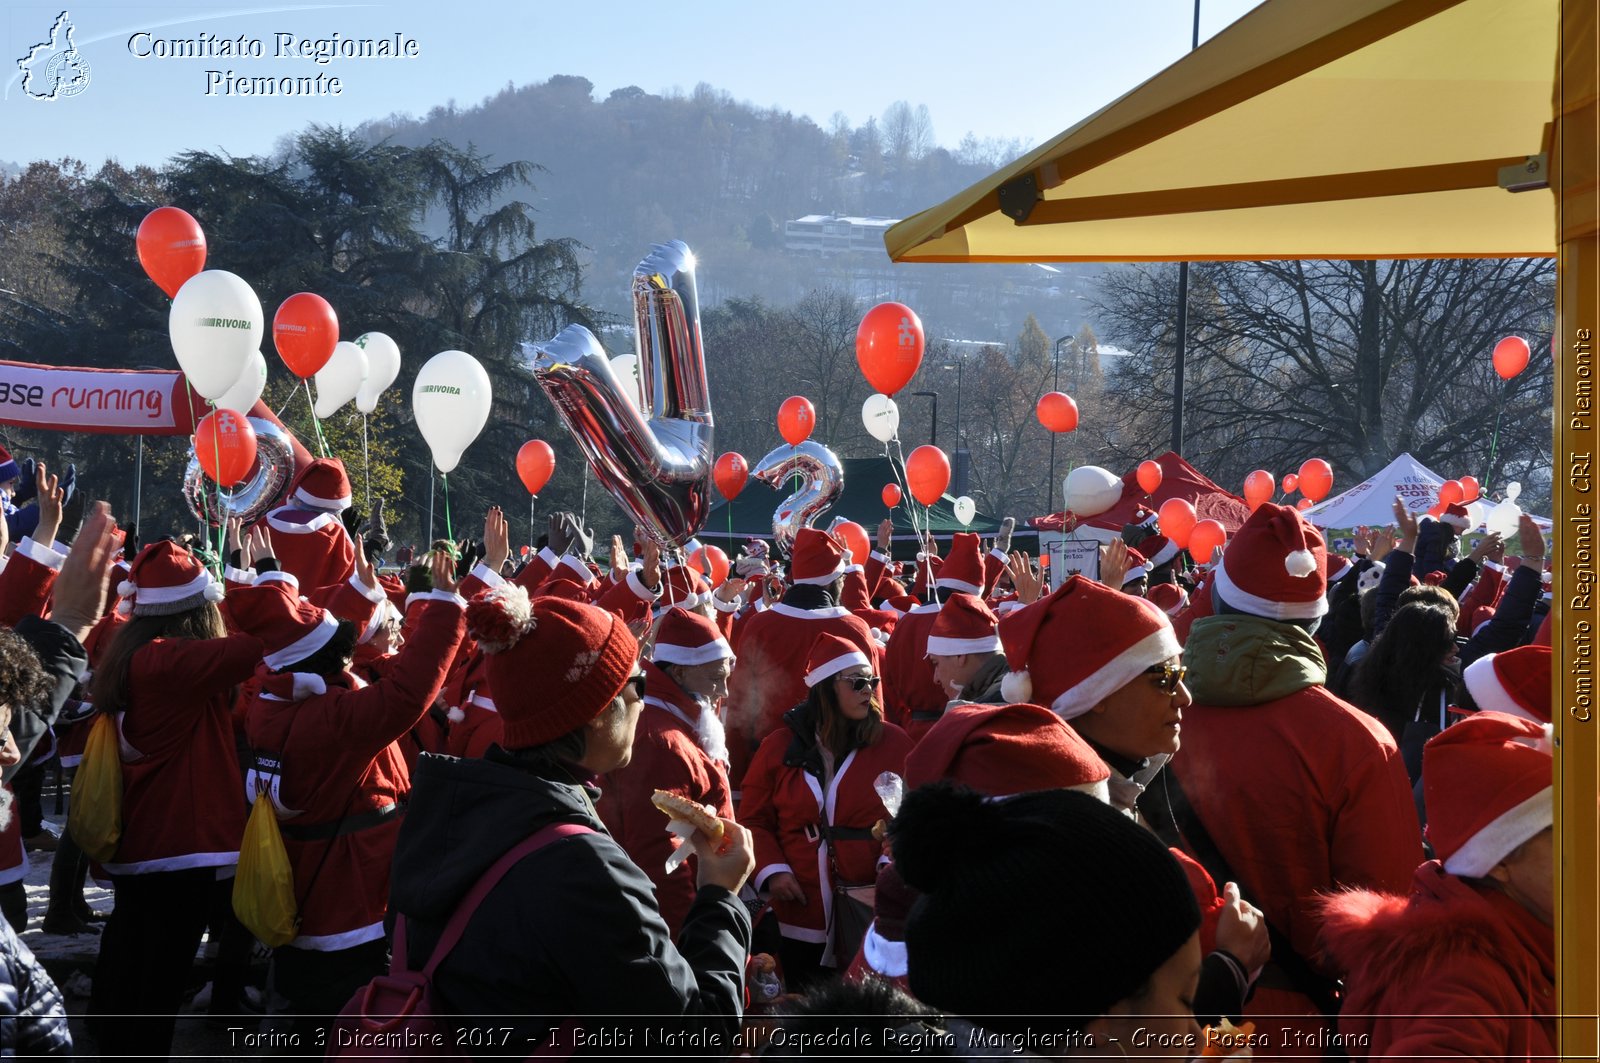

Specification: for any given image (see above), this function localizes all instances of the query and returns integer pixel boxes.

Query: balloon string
[1483,388,1506,492]
[208,400,227,577]
[580,465,589,529]
[361,414,371,515]
[441,471,454,545]
[529,494,536,552]
[303,380,330,459]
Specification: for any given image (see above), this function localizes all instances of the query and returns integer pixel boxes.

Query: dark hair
[504,696,625,770]
[91,604,228,715]
[274,619,358,677]
[806,672,884,759]
[1347,602,1459,740]
[766,977,952,1056]
[1397,583,1460,624]
[0,628,53,717]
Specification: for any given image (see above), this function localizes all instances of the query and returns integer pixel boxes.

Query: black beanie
[891,782,1201,1034]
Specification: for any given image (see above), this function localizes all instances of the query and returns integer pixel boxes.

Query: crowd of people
[0,443,1558,1060]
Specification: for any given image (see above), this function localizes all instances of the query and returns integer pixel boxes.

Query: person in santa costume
[1316,712,1554,1059]
[86,541,264,1059]
[918,593,1007,741]
[261,457,358,593]
[232,547,466,1042]
[891,781,1204,1052]
[388,589,754,1050]
[1168,502,1422,1053]
[739,632,912,990]
[1462,644,1550,723]
[597,607,735,939]
[881,532,991,733]
[724,528,882,794]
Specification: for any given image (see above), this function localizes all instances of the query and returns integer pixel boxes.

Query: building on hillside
[783,214,899,255]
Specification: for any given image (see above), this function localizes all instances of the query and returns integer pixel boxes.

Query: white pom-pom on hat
[1000,669,1034,705]
[117,580,136,598]
[1284,549,1317,578]
[204,580,226,602]
[447,705,466,724]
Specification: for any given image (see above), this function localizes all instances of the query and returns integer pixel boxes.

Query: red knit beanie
[467,584,639,749]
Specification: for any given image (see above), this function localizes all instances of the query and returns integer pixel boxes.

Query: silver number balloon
[532,241,714,548]
[182,416,297,526]
[752,440,844,554]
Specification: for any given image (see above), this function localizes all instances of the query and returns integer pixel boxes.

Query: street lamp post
[911,391,939,448]
[940,359,965,448]
[1049,335,1070,514]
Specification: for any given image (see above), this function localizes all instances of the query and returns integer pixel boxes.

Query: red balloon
[1297,498,1315,511]
[520,545,531,558]
[1492,336,1530,381]
[1158,498,1197,549]
[714,452,749,500]
[1459,475,1481,503]
[273,293,339,378]
[1188,519,1227,565]
[1242,470,1275,512]
[856,302,925,396]
[1036,392,1079,433]
[1297,458,1334,503]
[834,521,871,565]
[1437,479,1465,507]
[694,545,731,588]
[516,440,555,496]
[777,396,815,446]
[194,408,258,487]
[1281,473,1299,494]
[1136,460,1163,495]
[882,483,903,508]
[136,207,206,298]
[905,445,951,506]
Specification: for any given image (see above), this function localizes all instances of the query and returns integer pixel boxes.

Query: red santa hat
[996,574,1181,721]
[790,527,847,586]
[1211,502,1328,621]
[925,593,1001,657]
[803,632,872,688]
[1326,554,1353,584]
[652,606,733,668]
[905,702,1110,802]
[1146,582,1188,617]
[1132,504,1159,529]
[1120,547,1151,587]
[1439,502,1472,532]
[289,457,353,512]
[1423,711,1552,878]
[309,574,388,645]
[228,574,340,671]
[118,540,225,617]
[935,533,985,595]
[1139,534,1181,568]
[1462,645,1551,724]
[0,444,17,485]
[660,564,711,609]
[467,583,639,749]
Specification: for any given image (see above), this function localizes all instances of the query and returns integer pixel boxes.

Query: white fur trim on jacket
[14,536,65,570]
[1050,625,1183,722]
[469,562,506,590]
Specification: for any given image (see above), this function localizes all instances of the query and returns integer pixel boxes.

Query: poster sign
[1046,537,1100,588]
[0,359,206,435]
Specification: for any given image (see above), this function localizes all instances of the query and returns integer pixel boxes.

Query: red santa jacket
[739,703,911,953]
[106,632,264,874]
[0,783,27,887]
[0,538,61,626]
[1316,861,1555,1061]
[262,506,355,594]
[242,593,465,950]
[880,603,945,733]
[595,660,733,940]
[725,600,884,792]
[1172,616,1422,1013]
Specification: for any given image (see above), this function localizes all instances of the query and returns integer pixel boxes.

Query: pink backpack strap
[393,821,595,974]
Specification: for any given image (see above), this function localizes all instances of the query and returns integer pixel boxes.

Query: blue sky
[3,0,1262,167]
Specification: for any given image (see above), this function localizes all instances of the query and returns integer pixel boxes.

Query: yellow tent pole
[1555,0,1598,1054]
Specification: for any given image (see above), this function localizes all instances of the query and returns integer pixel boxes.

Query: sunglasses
[625,673,647,701]
[838,674,882,693]
[1144,663,1187,695]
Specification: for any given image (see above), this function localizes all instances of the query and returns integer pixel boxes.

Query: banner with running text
[0,360,210,435]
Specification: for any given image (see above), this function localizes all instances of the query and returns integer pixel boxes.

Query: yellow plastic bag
[67,714,122,863]
[232,791,299,947]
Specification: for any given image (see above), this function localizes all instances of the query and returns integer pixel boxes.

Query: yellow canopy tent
[886,0,1596,1049]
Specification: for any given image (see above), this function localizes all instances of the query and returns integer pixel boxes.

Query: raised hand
[31,462,63,547]
[1099,538,1132,590]
[876,518,893,555]
[1007,550,1044,605]
[431,544,460,596]
[482,506,510,573]
[51,502,123,641]
[1518,513,1545,567]
[1392,497,1420,554]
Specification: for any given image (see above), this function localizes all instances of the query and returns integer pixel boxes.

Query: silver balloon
[752,440,844,554]
[182,416,297,527]
[532,241,714,548]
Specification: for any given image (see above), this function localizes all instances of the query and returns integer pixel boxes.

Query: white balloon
[1484,498,1522,539]
[353,332,401,414]
[215,350,267,414]
[1464,500,1488,530]
[862,393,900,444]
[412,350,492,474]
[1064,465,1123,518]
[169,270,263,400]
[610,354,642,409]
[953,495,976,526]
[313,341,369,418]
[1504,481,1522,503]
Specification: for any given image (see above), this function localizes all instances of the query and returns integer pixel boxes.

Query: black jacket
[389,748,751,1055]
[0,917,71,1057]
[4,616,87,785]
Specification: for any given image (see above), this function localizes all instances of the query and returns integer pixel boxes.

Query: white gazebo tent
[1300,453,1445,527]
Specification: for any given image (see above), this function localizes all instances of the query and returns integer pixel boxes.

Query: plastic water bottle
[750,953,783,1002]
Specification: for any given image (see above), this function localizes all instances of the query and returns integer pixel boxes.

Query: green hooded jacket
[1184,613,1327,707]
